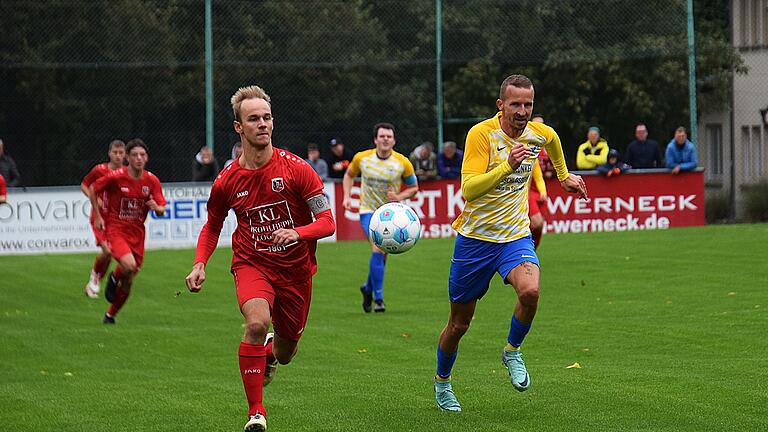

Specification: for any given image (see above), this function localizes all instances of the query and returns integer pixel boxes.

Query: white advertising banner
[0,182,337,256]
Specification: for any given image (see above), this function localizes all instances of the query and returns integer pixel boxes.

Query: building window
[752,125,763,176]
[706,124,723,180]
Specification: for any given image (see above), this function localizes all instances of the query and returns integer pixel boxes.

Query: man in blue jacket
[666,127,698,175]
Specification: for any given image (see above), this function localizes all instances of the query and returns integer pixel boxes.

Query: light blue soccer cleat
[502,349,531,392]
[434,379,462,412]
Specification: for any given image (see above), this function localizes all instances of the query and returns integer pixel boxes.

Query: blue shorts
[359,212,373,240]
[448,234,539,304]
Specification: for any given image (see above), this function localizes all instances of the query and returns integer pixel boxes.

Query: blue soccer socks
[507,314,531,348]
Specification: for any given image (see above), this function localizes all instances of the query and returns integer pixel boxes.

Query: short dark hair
[373,122,396,139]
[307,142,319,151]
[109,139,125,150]
[499,74,534,100]
[126,138,148,154]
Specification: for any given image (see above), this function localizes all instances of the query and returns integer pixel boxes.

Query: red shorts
[232,265,313,342]
[528,189,543,217]
[107,233,145,270]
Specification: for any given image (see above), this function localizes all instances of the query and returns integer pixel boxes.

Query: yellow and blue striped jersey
[347,149,417,213]
[452,113,569,243]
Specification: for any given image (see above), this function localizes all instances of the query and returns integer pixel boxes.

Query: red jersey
[91,167,166,241]
[0,174,6,197]
[82,163,117,220]
[196,148,325,284]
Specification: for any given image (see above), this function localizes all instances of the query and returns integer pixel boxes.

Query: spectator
[192,145,220,182]
[409,141,438,180]
[326,138,353,180]
[625,123,662,168]
[576,126,609,170]
[305,143,328,181]
[597,149,631,177]
[666,126,698,175]
[224,142,243,167]
[0,174,6,203]
[437,141,463,179]
[0,139,22,187]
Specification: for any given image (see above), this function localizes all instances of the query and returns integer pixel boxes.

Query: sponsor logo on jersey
[120,187,129,192]
[236,190,249,198]
[271,178,284,192]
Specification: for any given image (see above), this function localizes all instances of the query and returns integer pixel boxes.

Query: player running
[185,85,335,432]
[90,139,166,324]
[341,123,418,313]
[433,75,588,412]
[81,140,126,298]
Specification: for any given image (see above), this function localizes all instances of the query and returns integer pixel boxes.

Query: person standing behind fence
[326,138,353,180]
[437,141,463,179]
[305,143,329,181]
[624,123,662,169]
[193,146,220,182]
[665,127,698,175]
[576,126,609,170]
[80,140,126,299]
[90,139,166,325]
[0,139,21,187]
[226,142,244,167]
[410,141,438,180]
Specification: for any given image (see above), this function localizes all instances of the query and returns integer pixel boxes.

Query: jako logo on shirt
[243,368,262,375]
[272,178,284,192]
[236,190,249,198]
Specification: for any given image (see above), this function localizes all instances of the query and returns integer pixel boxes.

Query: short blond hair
[231,85,271,121]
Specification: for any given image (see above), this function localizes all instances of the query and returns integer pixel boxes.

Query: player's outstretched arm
[560,174,589,200]
[185,262,206,293]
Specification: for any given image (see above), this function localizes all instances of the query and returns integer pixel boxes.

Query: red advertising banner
[543,170,705,234]
[332,170,705,241]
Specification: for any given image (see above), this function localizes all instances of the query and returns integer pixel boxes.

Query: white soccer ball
[369,202,421,254]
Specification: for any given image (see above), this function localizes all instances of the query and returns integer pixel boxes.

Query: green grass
[1,224,767,431]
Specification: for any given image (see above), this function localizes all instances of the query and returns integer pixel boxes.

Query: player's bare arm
[185,262,206,292]
[342,171,354,210]
[560,174,589,200]
[89,185,105,230]
[146,199,166,217]
[388,185,418,202]
[507,143,533,171]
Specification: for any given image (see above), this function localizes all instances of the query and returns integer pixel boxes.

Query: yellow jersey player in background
[342,122,419,313]
[433,74,588,412]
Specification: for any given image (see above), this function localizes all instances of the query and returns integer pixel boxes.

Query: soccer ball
[369,202,421,254]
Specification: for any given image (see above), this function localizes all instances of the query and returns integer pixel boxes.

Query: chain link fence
[1,0,762,219]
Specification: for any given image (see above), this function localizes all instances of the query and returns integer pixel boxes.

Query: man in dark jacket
[0,139,22,186]
[624,123,662,169]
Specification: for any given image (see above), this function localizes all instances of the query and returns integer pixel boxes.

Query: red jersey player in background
[0,173,6,204]
[528,114,555,249]
[90,139,166,324]
[80,140,126,298]
[185,85,335,432]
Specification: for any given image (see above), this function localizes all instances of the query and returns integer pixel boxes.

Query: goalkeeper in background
[433,74,588,412]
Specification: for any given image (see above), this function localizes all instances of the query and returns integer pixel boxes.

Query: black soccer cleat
[105,274,117,304]
[103,314,115,325]
[360,285,373,313]
[374,299,386,313]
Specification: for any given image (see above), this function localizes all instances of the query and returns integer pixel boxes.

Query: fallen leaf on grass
[727,292,737,296]
[357,348,367,353]
[401,332,411,338]
[565,362,582,369]
[64,372,74,377]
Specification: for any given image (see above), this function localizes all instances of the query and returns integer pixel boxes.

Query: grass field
[2,224,767,431]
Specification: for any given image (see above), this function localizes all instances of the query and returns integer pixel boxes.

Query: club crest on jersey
[271,177,284,192]
[142,186,150,195]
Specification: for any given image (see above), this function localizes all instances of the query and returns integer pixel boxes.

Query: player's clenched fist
[185,263,206,292]
[507,143,533,171]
